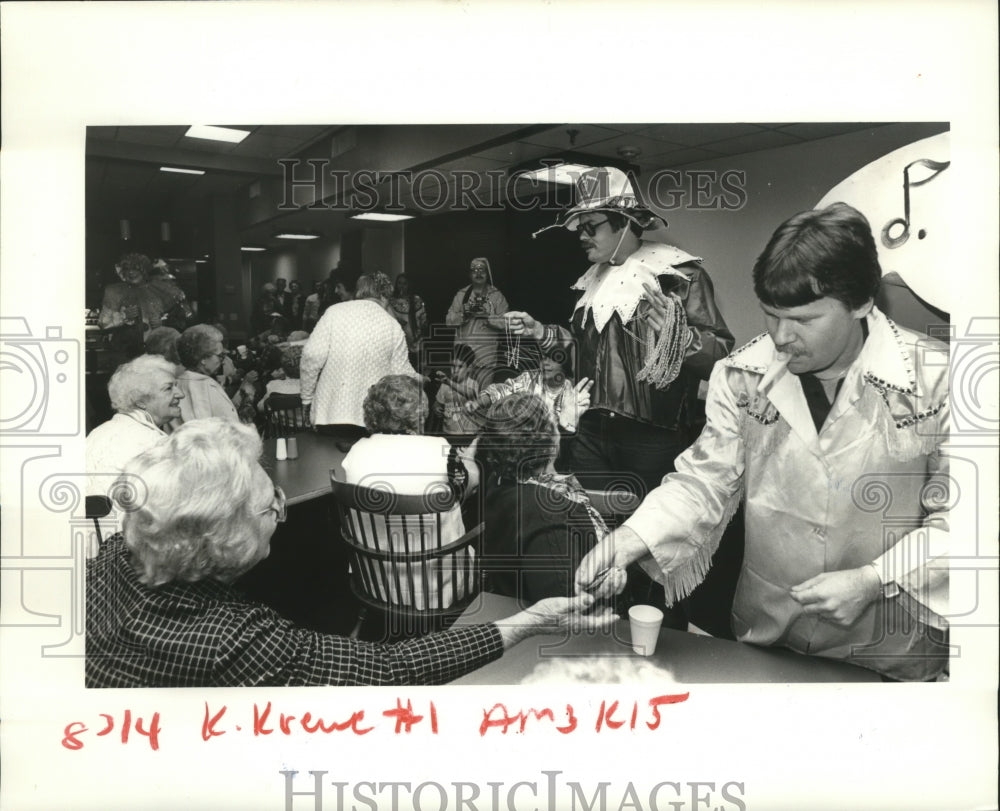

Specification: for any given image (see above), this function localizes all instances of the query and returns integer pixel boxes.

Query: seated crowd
[86,170,950,686]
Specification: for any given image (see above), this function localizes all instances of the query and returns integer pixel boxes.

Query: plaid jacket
[86,535,502,687]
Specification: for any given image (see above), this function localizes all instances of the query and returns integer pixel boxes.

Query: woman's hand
[495,593,618,649]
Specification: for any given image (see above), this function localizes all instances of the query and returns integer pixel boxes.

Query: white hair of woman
[355,272,394,302]
[108,354,180,414]
[116,418,277,586]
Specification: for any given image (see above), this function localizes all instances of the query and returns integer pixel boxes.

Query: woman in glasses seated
[85,419,614,687]
[175,324,257,423]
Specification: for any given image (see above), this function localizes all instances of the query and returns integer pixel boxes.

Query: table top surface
[451,592,880,685]
[261,433,346,505]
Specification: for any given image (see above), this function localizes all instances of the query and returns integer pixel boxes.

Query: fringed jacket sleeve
[623,360,746,605]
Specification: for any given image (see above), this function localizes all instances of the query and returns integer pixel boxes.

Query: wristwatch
[868,562,899,599]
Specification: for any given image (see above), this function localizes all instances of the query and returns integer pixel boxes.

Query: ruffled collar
[570,241,701,332]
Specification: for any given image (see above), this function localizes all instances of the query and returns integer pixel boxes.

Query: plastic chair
[330,472,482,641]
[264,393,309,438]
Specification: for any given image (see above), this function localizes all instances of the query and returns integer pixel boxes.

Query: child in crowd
[257,344,304,412]
[433,343,482,437]
[473,345,592,433]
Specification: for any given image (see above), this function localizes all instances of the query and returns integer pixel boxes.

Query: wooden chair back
[330,473,481,638]
[265,393,309,438]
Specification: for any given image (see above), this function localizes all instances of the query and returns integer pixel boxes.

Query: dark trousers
[568,410,689,499]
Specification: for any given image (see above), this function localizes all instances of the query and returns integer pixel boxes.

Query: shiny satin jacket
[625,308,950,680]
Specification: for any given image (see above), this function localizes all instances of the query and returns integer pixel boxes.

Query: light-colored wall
[245,239,343,296]
[650,122,948,345]
[361,226,404,279]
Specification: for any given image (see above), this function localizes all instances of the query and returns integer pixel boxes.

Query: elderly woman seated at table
[176,324,257,423]
[476,393,615,604]
[341,374,479,611]
[86,354,183,497]
[85,418,613,687]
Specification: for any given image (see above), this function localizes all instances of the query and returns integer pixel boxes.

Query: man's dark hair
[330,270,356,293]
[753,202,881,310]
[605,211,644,238]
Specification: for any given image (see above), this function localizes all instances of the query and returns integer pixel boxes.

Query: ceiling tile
[180,137,240,154]
[576,132,699,164]
[256,125,329,140]
[639,123,769,147]
[433,156,509,174]
[232,134,306,159]
[519,124,624,151]
[87,126,120,141]
[700,129,804,156]
[774,123,880,140]
[113,126,188,147]
[643,146,729,167]
[471,141,555,165]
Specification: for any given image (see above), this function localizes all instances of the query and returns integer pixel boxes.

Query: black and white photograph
[1,3,997,811]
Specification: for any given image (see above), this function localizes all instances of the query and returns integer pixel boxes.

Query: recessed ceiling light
[274,232,320,240]
[160,166,206,175]
[349,212,414,222]
[185,125,251,144]
[240,246,267,252]
[516,163,593,185]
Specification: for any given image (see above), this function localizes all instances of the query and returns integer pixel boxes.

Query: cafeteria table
[451,592,880,684]
[260,433,347,504]
[238,432,356,635]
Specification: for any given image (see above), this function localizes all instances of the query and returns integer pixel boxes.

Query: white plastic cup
[628,604,664,656]
[275,437,288,461]
[237,344,248,358]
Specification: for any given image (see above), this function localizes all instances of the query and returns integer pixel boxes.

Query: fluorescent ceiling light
[185,125,251,143]
[274,232,320,240]
[160,166,206,175]
[195,259,208,264]
[349,212,414,222]
[516,163,593,185]
[240,246,267,252]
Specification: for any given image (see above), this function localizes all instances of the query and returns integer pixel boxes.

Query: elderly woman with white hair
[86,354,183,497]
[176,323,257,423]
[300,272,419,444]
[85,419,614,687]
